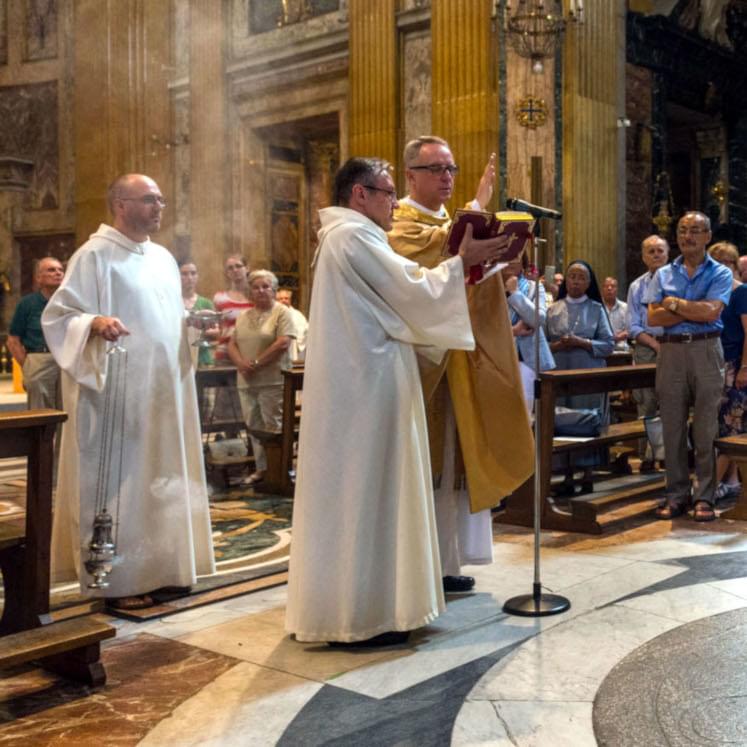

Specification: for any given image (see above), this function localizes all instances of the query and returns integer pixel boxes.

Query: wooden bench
[714,435,747,520]
[279,367,304,496]
[0,409,115,686]
[500,364,663,534]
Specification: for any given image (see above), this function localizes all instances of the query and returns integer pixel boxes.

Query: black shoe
[327,631,410,648]
[443,575,475,593]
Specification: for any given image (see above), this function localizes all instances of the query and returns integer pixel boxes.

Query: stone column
[348,0,399,166]
[188,0,229,296]
[431,0,498,210]
[562,0,625,281]
[73,0,173,247]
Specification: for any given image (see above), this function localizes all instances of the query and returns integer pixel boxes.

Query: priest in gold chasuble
[388,137,534,588]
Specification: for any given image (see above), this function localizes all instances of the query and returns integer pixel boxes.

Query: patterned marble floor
[1,516,746,746]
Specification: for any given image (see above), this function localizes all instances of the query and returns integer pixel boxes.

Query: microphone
[506,198,562,221]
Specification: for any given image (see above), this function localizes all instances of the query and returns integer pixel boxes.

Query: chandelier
[505,0,584,74]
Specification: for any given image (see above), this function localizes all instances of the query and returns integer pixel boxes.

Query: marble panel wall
[402,30,431,164]
[0,81,58,210]
[0,0,7,64]
[625,63,654,282]
[23,0,57,61]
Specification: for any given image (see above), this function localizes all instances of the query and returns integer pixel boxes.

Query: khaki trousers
[632,343,658,459]
[656,337,724,505]
[22,353,61,410]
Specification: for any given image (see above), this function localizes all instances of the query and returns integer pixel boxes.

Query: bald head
[739,256,747,283]
[107,173,165,242]
[641,234,669,273]
[35,256,64,298]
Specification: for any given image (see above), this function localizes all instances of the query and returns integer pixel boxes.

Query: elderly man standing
[42,173,215,608]
[7,257,65,410]
[388,136,533,593]
[286,157,505,645]
[646,211,732,522]
[626,235,670,471]
[602,276,630,351]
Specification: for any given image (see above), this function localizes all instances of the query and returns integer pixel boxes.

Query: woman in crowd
[213,255,252,362]
[502,251,555,411]
[180,259,217,367]
[710,241,747,501]
[228,270,296,486]
[546,260,615,494]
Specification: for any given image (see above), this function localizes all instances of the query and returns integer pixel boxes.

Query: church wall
[0,0,74,321]
[562,0,626,284]
[625,63,654,283]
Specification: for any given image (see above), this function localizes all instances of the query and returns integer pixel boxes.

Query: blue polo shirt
[643,254,732,335]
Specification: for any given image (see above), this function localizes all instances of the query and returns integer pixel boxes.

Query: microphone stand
[503,220,570,617]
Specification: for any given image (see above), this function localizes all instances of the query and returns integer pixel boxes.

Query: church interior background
[1,1,747,744]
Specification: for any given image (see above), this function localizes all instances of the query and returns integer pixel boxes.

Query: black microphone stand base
[503,583,571,617]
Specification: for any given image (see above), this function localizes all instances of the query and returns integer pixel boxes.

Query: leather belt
[26,347,49,354]
[656,331,721,344]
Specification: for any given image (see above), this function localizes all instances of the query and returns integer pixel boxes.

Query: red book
[443,209,535,284]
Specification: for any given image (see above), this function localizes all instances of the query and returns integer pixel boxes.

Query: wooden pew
[714,435,747,520]
[500,364,664,534]
[0,409,114,686]
[280,367,304,496]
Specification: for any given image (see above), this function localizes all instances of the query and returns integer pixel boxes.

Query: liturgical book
[443,209,535,284]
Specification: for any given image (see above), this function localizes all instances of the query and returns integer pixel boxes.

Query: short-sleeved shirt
[720,283,747,362]
[643,254,733,335]
[626,271,664,339]
[232,302,296,387]
[9,292,50,352]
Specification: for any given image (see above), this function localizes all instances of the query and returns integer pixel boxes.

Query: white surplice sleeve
[41,245,109,392]
[332,221,475,352]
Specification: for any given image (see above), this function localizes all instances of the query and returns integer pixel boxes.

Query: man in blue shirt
[646,211,733,521]
[7,257,64,410]
[626,235,669,470]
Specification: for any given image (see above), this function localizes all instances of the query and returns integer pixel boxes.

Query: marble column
[73,0,173,247]
[431,0,498,210]
[562,0,626,282]
[348,0,399,166]
[189,0,229,297]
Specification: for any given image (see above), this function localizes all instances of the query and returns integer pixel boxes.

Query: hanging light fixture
[505,0,584,74]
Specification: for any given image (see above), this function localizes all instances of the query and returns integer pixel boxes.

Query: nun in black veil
[546,260,615,494]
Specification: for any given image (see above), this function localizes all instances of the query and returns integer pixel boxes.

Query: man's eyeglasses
[676,227,706,236]
[409,164,459,176]
[362,184,398,201]
[119,195,167,208]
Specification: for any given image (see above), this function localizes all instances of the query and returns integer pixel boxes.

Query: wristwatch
[667,298,679,313]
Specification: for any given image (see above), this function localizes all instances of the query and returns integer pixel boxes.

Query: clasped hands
[554,334,588,350]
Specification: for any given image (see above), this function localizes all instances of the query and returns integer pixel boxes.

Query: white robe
[285,207,474,643]
[42,224,215,597]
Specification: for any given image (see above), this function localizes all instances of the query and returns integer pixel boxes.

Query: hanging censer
[84,342,128,589]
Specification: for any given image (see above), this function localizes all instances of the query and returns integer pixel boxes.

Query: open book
[443,209,535,284]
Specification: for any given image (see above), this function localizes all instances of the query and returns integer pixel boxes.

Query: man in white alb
[42,173,215,609]
[285,157,505,646]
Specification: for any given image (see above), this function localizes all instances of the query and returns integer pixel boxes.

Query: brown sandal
[655,501,685,520]
[692,501,716,523]
[106,594,154,610]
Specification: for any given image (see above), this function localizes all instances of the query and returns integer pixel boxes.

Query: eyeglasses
[362,184,398,201]
[676,227,707,236]
[119,195,167,207]
[409,164,459,176]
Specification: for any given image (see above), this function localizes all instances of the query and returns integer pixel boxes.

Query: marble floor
[1,515,746,745]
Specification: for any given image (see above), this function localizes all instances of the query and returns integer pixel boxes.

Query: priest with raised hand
[285,157,507,646]
[42,173,215,610]
[388,136,534,594]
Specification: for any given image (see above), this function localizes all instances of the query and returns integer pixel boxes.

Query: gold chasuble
[388,202,534,512]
